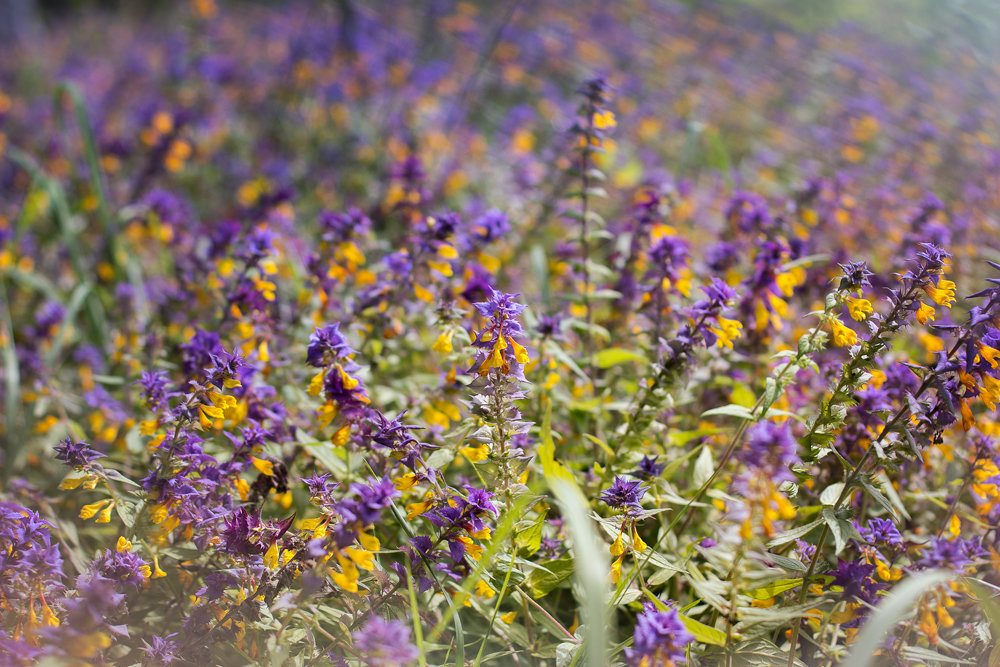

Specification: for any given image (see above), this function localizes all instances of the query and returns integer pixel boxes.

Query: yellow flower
[79,499,111,520]
[151,554,167,579]
[344,547,375,571]
[96,504,115,524]
[357,532,381,552]
[924,278,956,307]
[508,337,530,364]
[460,444,489,463]
[828,318,858,347]
[393,474,418,492]
[610,555,623,583]
[432,330,454,354]
[414,283,434,302]
[307,370,325,396]
[915,301,936,325]
[406,500,431,520]
[475,579,496,599]
[592,110,616,130]
[709,317,743,350]
[631,526,648,553]
[252,458,275,477]
[980,344,1000,368]
[845,296,874,321]
[116,536,132,553]
[332,423,352,446]
[610,532,625,558]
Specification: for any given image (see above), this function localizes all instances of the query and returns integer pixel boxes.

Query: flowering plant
[3,2,1000,666]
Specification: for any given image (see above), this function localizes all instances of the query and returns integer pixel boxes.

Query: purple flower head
[307,323,356,367]
[352,616,419,666]
[631,455,666,479]
[599,476,649,517]
[392,155,426,184]
[320,207,370,242]
[473,289,526,326]
[53,438,105,468]
[142,633,181,666]
[624,602,694,667]
[726,190,774,234]
[535,313,565,340]
[137,370,172,410]
[221,506,264,556]
[470,208,510,245]
[860,518,903,548]
[707,241,739,273]
[831,559,882,604]
[204,348,249,389]
[839,261,873,289]
[919,536,988,570]
[738,421,800,485]
[33,301,66,338]
[238,226,277,264]
[181,328,222,376]
[92,547,151,589]
[303,472,339,500]
[647,235,689,283]
[0,503,64,602]
[469,289,529,378]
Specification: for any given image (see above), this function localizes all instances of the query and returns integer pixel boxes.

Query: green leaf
[845,570,954,667]
[767,519,822,548]
[767,554,807,572]
[700,404,754,420]
[704,639,807,666]
[821,506,846,554]
[525,557,575,598]
[114,500,137,529]
[679,614,727,647]
[745,578,803,600]
[593,347,645,369]
[966,578,1000,639]
[729,383,756,409]
[819,482,845,506]
[515,511,547,556]
[692,446,714,488]
[859,475,902,522]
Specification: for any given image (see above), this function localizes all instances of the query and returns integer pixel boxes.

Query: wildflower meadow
[5,1,1000,665]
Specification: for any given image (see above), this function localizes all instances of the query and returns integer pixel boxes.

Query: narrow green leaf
[700,404,755,420]
[845,570,954,667]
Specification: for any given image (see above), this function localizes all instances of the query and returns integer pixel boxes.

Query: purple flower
[624,602,694,666]
[221,507,264,556]
[0,503,64,603]
[352,616,419,666]
[919,536,987,570]
[470,208,510,245]
[141,633,181,665]
[831,559,883,605]
[92,548,151,589]
[599,476,649,517]
[838,261,873,289]
[738,422,800,486]
[307,323,355,368]
[631,455,666,479]
[860,518,903,547]
[137,371,172,410]
[469,289,529,378]
[53,438,104,468]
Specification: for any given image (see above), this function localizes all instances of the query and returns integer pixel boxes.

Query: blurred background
[3,0,1000,51]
